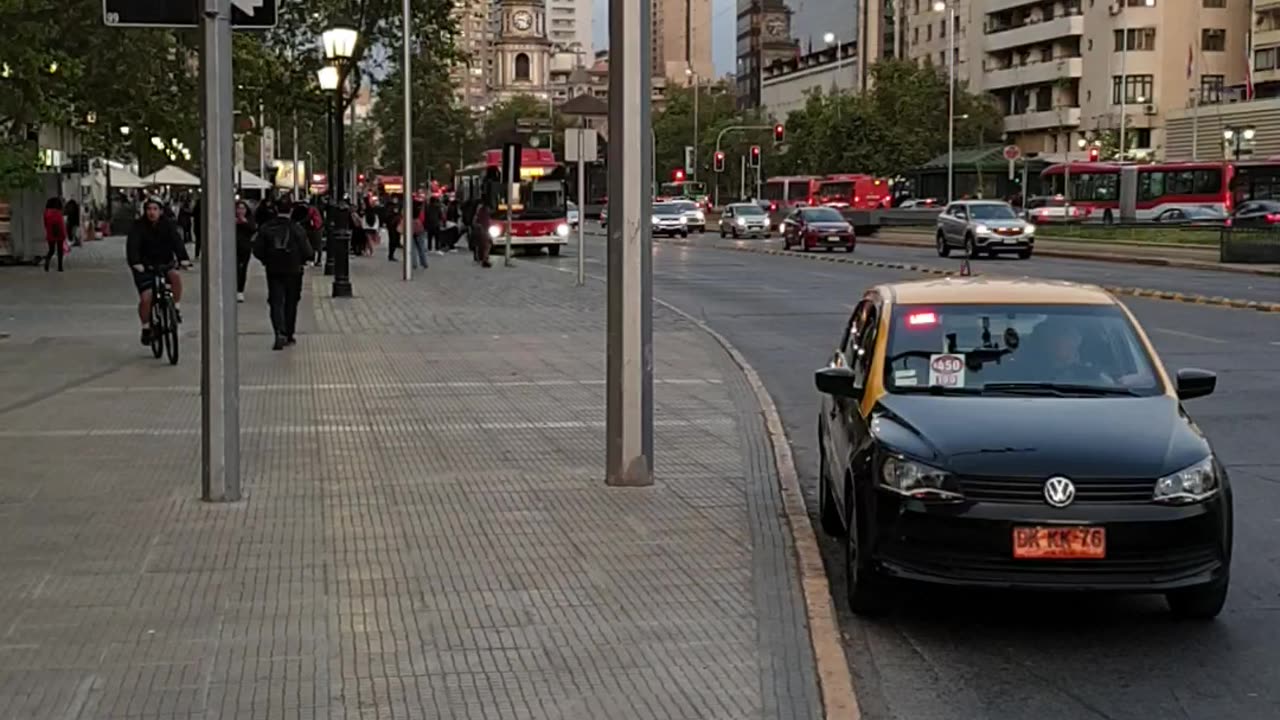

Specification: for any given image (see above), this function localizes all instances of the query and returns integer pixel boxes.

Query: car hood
[973,219,1024,228]
[807,222,852,232]
[871,394,1211,479]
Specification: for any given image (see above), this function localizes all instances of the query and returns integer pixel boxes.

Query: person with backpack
[253,199,313,351]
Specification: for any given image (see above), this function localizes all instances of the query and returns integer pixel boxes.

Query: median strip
[656,238,1280,313]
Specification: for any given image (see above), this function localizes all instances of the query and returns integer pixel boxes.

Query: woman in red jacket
[43,196,67,272]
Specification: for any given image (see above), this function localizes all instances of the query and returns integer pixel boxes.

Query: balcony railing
[1003,107,1082,133]
[985,12,1084,53]
[984,57,1083,90]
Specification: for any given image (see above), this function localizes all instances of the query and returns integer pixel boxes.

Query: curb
[865,234,1280,278]
[657,238,1280,313]
[532,260,861,720]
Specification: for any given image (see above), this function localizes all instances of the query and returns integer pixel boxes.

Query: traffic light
[773,124,785,144]
[713,151,725,173]
[1087,146,1100,162]
[749,145,761,168]
[672,168,685,181]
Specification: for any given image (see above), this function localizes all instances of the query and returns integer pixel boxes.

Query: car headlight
[1153,456,1220,504]
[737,217,747,226]
[974,224,990,234]
[556,223,569,237]
[1024,223,1036,234]
[488,225,501,238]
[881,456,964,502]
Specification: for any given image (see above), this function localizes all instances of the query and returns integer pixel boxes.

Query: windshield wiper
[892,385,983,395]
[980,382,1140,397]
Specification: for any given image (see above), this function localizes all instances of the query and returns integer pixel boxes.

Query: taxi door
[824,295,882,522]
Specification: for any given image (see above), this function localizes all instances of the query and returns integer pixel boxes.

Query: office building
[451,0,492,111]
[546,0,592,59]
[653,0,715,85]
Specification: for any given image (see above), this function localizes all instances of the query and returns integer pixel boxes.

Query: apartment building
[546,0,592,60]
[1253,0,1280,98]
[451,0,492,111]
[652,0,714,85]
[980,0,1248,159]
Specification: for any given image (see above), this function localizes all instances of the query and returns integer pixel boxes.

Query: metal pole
[199,0,240,502]
[332,70,353,297]
[606,0,653,486]
[946,5,955,203]
[576,129,585,286]
[739,155,745,199]
[291,114,300,199]
[1119,18,1127,161]
[258,101,266,186]
[649,128,657,197]
[1021,158,1029,204]
[691,72,698,182]
[1192,94,1200,161]
[402,0,413,282]
[504,181,513,267]
[324,100,336,276]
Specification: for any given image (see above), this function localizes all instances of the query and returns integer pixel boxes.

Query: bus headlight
[556,223,569,237]
[488,225,501,239]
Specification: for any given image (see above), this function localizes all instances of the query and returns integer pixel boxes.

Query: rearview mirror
[1176,368,1216,400]
[815,366,861,398]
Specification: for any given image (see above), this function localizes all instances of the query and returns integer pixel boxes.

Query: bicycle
[148,264,180,365]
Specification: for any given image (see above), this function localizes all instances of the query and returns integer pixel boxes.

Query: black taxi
[814,278,1231,618]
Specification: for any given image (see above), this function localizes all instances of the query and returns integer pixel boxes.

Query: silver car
[718,202,772,238]
[651,202,689,237]
[567,201,580,228]
[936,200,1036,259]
[671,200,706,233]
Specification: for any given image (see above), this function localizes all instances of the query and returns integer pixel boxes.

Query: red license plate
[1012,526,1106,560]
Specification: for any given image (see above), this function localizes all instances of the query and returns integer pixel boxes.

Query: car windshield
[802,208,845,222]
[735,204,766,216]
[674,202,698,212]
[883,304,1163,396]
[968,204,1018,220]
[653,204,681,216]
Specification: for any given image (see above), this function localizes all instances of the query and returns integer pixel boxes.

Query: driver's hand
[131,264,144,273]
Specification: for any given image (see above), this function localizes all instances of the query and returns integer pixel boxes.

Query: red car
[781,206,856,252]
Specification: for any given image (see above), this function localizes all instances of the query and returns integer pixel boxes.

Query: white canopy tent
[141,164,201,187]
[234,169,272,191]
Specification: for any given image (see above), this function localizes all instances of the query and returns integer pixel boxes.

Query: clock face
[513,10,533,31]
[766,18,786,39]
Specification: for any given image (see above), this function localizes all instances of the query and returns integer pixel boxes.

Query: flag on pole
[1246,31,1256,100]
[1187,44,1194,80]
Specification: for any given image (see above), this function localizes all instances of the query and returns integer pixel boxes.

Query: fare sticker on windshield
[929,354,966,388]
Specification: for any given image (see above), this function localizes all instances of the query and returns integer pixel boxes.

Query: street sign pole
[402,0,412,282]
[576,130,586,286]
[606,0,653,487]
[199,0,240,502]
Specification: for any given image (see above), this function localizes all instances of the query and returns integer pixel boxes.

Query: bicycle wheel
[150,301,165,358]
[164,304,179,365]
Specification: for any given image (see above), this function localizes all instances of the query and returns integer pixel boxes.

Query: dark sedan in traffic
[782,206,856,252]
[814,278,1231,619]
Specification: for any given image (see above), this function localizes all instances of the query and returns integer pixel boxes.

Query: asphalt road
[548,226,1280,720]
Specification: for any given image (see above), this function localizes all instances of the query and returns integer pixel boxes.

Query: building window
[913,27,919,45]
[1199,74,1224,103]
[1113,27,1156,51]
[1134,128,1152,148]
[927,24,932,41]
[1125,0,1154,5]
[515,52,531,80]
[1111,74,1153,103]
[1257,48,1278,71]
[940,19,946,38]
[1202,0,1224,6]
[1201,28,1226,52]
[939,51,946,65]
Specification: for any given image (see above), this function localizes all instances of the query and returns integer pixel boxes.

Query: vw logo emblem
[1043,476,1076,508]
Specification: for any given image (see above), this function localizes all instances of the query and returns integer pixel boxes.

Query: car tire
[680,230,688,238]
[844,477,891,616]
[1103,209,1115,225]
[731,228,740,239]
[936,231,951,257]
[719,227,726,238]
[548,245,561,256]
[1017,249,1032,259]
[1166,576,1229,620]
[817,432,846,537]
[965,235,979,259]
[844,243,855,253]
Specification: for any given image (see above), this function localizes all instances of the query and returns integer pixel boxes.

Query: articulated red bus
[814,174,893,210]
[762,176,821,211]
[1039,161,1232,223]
[453,148,570,255]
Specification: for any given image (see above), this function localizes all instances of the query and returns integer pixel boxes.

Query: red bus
[814,174,893,210]
[762,176,820,211]
[454,148,569,255]
[1039,161,1232,223]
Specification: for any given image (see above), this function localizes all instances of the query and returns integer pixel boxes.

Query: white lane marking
[68,378,721,393]
[1152,328,1227,344]
[0,417,733,439]
[1271,341,1280,347]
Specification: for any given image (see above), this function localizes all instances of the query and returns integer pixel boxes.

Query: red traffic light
[1087,146,1100,162]
[750,145,761,159]
[773,124,784,143]
[672,168,685,181]
[713,151,726,173]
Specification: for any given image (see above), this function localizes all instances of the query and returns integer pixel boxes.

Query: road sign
[103,0,277,28]
[683,146,694,174]
[564,129,598,163]
[1002,144,1022,161]
[262,127,275,164]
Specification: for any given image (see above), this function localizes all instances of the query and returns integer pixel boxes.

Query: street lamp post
[1223,126,1256,161]
[321,27,358,298]
[934,1,956,202]
[685,67,698,182]
[823,32,843,93]
[318,65,339,275]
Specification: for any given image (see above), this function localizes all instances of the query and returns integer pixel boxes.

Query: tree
[481,95,558,149]
[652,82,768,200]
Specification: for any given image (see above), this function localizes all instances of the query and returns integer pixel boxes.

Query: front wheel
[1017,249,1033,260]
[150,303,165,359]
[1166,576,1229,619]
[164,304,179,365]
[844,243,855,253]
[548,245,561,256]
[844,482,891,616]
[936,232,951,257]
[680,230,688,238]
[719,227,727,238]
[965,235,979,259]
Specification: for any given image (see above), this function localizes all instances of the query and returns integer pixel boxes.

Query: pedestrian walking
[424,195,443,255]
[307,200,325,267]
[64,198,82,247]
[43,197,67,272]
[386,200,402,263]
[234,200,255,302]
[409,198,430,270]
[472,201,493,268]
[190,197,202,258]
[253,199,313,351]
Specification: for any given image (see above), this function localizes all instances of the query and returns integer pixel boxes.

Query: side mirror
[815,366,861,398]
[1176,368,1217,400]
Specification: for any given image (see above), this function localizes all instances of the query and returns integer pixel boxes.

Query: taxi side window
[839,300,878,386]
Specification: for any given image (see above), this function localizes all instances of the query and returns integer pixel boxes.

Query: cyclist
[127,197,191,346]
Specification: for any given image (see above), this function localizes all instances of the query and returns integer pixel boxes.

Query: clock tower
[491,0,552,101]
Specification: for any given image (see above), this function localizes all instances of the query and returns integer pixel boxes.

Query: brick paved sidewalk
[0,240,821,719]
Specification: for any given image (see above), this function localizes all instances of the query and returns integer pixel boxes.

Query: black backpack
[265,220,293,257]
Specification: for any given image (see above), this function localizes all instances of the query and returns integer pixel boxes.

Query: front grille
[883,544,1221,584]
[961,477,1156,505]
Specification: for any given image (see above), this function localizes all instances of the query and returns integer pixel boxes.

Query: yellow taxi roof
[882,277,1117,306]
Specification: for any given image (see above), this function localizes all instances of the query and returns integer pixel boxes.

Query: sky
[591,0,736,76]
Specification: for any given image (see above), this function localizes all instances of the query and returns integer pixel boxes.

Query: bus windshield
[502,178,566,220]
[660,181,707,198]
